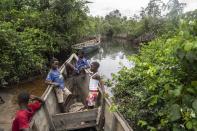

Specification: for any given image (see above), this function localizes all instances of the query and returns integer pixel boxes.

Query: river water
[88,39,138,79]
[0,39,138,130]
[88,39,138,96]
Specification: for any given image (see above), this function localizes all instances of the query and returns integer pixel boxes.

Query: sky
[87,0,197,17]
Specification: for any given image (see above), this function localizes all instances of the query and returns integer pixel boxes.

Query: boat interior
[30,54,104,131]
[30,54,133,131]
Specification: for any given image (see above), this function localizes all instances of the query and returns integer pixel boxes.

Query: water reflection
[88,39,138,79]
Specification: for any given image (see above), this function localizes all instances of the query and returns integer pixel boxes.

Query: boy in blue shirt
[66,50,90,75]
[76,50,90,72]
[45,58,66,113]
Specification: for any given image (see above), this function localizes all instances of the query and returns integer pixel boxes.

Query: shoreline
[0,76,46,130]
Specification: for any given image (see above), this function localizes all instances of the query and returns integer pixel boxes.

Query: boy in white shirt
[86,62,101,109]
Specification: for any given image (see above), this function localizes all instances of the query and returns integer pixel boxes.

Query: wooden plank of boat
[52,108,98,130]
[104,98,133,131]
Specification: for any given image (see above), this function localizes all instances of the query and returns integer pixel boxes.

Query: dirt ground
[0,91,17,130]
[0,77,46,131]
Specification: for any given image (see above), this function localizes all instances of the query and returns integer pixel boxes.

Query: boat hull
[29,54,133,131]
[82,44,100,53]
[72,37,101,53]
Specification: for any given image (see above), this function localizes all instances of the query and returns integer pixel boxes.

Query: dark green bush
[0,0,89,86]
[113,20,197,131]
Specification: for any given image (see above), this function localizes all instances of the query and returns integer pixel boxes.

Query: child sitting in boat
[86,61,101,109]
[12,92,44,131]
[45,58,70,113]
[66,50,90,75]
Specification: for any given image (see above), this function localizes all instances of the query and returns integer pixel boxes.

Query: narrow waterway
[88,39,138,79]
[0,39,138,130]
[88,39,138,97]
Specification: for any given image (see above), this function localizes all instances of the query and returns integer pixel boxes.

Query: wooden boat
[30,53,133,131]
[72,37,101,53]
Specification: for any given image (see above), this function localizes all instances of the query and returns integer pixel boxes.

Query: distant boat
[72,37,101,53]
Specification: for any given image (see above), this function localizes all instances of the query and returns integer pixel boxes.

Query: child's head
[51,58,59,70]
[18,92,30,105]
[78,50,85,59]
[90,61,100,72]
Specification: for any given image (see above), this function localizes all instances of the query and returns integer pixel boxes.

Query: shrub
[113,20,197,130]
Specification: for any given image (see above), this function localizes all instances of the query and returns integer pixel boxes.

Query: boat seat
[52,108,98,131]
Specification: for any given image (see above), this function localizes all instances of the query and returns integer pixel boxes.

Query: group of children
[12,50,102,131]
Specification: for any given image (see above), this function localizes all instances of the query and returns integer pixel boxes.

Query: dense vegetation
[88,0,187,41]
[1,0,190,87]
[0,0,90,86]
[0,0,196,130]
[112,1,197,130]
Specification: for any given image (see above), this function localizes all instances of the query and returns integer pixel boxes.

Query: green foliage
[105,79,113,87]
[0,0,89,86]
[87,0,187,42]
[109,103,119,112]
[113,20,197,130]
[0,22,49,84]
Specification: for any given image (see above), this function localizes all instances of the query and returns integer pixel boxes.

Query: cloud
[88,0,197,16]
[181,0,197,12]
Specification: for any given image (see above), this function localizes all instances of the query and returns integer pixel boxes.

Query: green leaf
[191,81,197,86]
[138,120,147,127]
[174,86,183,97]
[172,124,182,131]
[192,99,197,112]
[148,95,158,106]
[186,87,196,94]
[182,95,194,107]
[147,126,156,131]
[192,119,197,131]
[184,42,193,51]
[169,104,181,122]
[177,49,185,59]
[186,121,193,129]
